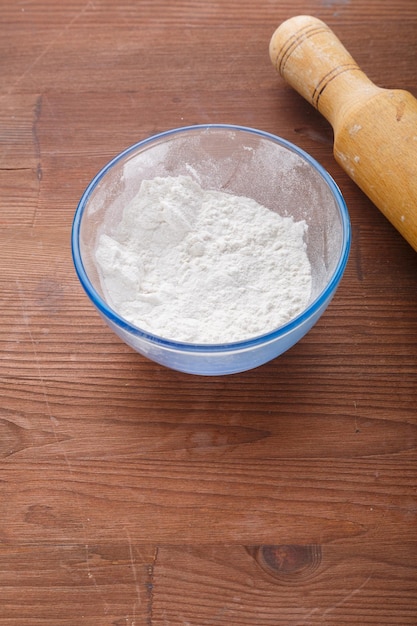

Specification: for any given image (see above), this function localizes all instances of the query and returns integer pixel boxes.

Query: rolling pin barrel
[269,15,417,252]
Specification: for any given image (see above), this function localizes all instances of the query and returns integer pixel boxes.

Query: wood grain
[1,0,417,624]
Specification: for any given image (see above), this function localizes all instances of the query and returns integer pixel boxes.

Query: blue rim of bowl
[71,123,351,352]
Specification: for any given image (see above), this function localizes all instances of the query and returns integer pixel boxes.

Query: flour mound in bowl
[95,175,312,343]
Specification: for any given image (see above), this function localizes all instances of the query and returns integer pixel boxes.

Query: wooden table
[1,1,417,624]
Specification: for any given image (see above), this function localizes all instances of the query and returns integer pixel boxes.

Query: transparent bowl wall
[72,125,350,375]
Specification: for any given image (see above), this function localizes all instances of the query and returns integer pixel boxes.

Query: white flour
[95,175,312,343]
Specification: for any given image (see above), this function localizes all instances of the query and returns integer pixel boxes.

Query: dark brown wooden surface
[1,1,417,624]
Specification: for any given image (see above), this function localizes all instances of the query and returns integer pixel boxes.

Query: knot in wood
[249,544,322,583]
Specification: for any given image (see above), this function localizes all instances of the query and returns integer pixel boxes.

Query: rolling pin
[269,15,417,251]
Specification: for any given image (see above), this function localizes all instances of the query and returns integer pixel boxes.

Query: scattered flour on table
[95,175,312,343]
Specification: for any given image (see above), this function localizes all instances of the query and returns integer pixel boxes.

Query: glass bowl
[71,124,350,375]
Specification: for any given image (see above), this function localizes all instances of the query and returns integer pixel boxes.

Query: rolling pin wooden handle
[269,15,417,252]
[269,15,380,127]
